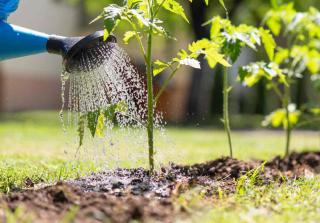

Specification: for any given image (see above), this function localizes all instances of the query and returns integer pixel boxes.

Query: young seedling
[90,0,219,171]
[239,4,320,156]
[199,13,275,157]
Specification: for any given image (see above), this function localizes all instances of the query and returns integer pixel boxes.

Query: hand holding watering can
[0,0,19,21]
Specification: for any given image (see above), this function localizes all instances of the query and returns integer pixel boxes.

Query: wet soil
[1,151,320,223]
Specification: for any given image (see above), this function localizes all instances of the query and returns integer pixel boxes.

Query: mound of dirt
[0,182,174,223]
[264,152,320,180]
[1,152,320,223]
[267,152,320,171]
[170,157,256,179]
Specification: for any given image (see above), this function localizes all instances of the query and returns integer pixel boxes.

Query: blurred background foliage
[56,0,320,127]
[60,0,320,24]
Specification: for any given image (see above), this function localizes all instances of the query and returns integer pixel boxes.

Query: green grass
[178,176,320,223]
[0,111,320,222]
[0,111,319,192]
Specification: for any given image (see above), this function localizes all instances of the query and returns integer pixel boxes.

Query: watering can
[0,0,116,72]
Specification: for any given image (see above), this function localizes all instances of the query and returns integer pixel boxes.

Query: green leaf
[78,114,86,147]
[126,0,142,8]
[116,101,129,113]
[177,49,188,60]
[310,108,320,115]
[239,62,286,87]
[306,49,320,74]
[210,16,222,39]
[129,9,149,27]
[233,32,257,50]
[270,0,279,9]
[123,31,137,44]
[188,39,211,54]
[262,109,285,128]
[95,112,106,138]
[180,58,201,69]
[103,30,109,41]
[159,0,189,23]
[104,18,117,40]
[222,40,242,63]
[274,48,289,64]
[266,16,281,36]
[218,0,228,13]
[87,110,100,137]
[238,64,264,87]
[101,4,124,40]
[153,60,170,76]
[205,47,231,68]
[260,28,276,61]
[262,106,301,129]
[104,105,117,122]
[90,13,104,24]
[238,67,249,82]
[307,59,320,74]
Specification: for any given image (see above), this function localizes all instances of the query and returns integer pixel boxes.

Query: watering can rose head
[47,31,117,73]
[0,0,19,21]
[0,0,119,72]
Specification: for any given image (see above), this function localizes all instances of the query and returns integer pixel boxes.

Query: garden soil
[1,151,320,223]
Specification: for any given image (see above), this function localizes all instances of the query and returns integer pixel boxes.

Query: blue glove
[0,0,19,21]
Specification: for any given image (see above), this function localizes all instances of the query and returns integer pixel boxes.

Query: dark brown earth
[1,151,320,223]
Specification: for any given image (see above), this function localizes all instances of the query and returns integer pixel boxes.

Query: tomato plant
[89,0,223,171]
[239,4,320,155]
[197,8,275,157]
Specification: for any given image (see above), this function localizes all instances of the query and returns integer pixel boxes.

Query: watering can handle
[0,0,20,21]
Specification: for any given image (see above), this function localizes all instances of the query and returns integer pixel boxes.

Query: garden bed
[1,151,320,222]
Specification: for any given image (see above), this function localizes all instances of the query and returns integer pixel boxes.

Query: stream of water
[59,40,175,169]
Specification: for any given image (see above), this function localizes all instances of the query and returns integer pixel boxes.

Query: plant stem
[284,84,291,156]
[270,81,284,101]
[146,0,155,172]
[283,35,297,156]
[223,66,233,157]
[154,0,167,16]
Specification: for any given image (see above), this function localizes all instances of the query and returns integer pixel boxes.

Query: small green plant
[236,162,266,197]
[239,4,320,156]
[198,11,275,157]
[90,0,222,171]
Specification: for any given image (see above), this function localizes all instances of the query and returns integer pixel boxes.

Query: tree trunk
[255,80,266,114]
[211,65,223,115]
[186,1,210,121]
[295,74,308,109]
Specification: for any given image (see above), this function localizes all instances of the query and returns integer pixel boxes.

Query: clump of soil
[267,152,320,172]
[1,182,174,223]
[67,157,255,198]
[170,157,255,179]
[264,152,320,180]
[1,152,320,223]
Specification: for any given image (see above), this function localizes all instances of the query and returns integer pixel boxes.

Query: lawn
[0,111,320,222]
[0,111,319,191]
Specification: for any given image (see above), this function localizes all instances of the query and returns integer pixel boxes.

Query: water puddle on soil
[59,39,178,169]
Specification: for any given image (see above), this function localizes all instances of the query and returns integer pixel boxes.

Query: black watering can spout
[47,31,117,72]
[0,21,117,73]
[0,1,118,72]
[46,35,82,58]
